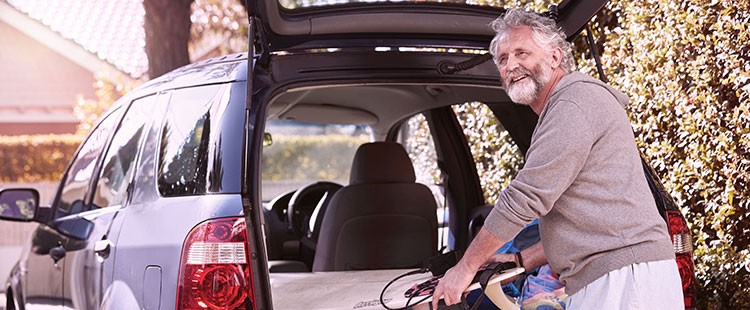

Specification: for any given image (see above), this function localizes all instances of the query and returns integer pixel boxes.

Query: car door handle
[94,239,114,261]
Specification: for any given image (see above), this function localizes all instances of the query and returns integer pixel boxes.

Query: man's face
[494,27,553,105]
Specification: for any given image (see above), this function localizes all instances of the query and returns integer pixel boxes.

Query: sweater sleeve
[484,99,595,241]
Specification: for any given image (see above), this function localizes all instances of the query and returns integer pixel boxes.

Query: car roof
[248,0,608,51]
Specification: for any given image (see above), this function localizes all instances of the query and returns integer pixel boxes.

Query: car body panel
[62,207,120,309]
[106,194,245,310]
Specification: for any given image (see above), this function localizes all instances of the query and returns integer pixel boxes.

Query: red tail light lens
[665,210,697,309]
[177,217,255,309]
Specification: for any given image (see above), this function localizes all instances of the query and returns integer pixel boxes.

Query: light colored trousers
[567,259,684,310]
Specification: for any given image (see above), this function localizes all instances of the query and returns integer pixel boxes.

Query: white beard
[506,62,552,105]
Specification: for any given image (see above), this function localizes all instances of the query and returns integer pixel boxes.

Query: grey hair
[488,8,575,73]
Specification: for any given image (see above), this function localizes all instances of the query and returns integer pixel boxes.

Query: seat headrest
[350,142,416,185]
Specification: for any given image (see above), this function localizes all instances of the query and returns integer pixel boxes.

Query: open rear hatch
[247,0,608,52]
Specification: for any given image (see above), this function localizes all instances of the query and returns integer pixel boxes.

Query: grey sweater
[484,72,675,295]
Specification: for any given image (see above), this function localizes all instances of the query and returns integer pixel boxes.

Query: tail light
[665,210,697,309]
[177,217,255,309]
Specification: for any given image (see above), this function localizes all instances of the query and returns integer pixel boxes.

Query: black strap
[515,252,524,270]
[468,262,517,310]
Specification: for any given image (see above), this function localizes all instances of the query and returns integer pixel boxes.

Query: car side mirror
[48,199,94,240]
[55,216,95,240]
[0,188,40,222]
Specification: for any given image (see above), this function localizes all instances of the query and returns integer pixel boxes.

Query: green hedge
[0,135,83,182]
[262,135,369,181]
[579,1,750,308]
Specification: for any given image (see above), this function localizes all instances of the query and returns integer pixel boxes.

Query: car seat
[312,142,438,271]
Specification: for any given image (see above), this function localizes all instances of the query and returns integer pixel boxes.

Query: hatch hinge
[437,53,492,75]
[249,16,271,67]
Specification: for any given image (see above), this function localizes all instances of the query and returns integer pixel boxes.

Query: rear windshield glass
[279,0,559,10]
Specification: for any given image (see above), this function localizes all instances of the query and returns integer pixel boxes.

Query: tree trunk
[143,0,194,79]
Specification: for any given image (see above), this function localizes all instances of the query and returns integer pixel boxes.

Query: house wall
[0,21,96,135]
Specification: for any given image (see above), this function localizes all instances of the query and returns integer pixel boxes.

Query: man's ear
[549,47,563,68]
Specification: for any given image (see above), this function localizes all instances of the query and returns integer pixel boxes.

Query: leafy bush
[578,1,750,308]
[453,103,524,204]
[74,71,140,134]
[0,135,83,182]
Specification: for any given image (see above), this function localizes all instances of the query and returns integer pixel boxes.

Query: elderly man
[432,9,683,310]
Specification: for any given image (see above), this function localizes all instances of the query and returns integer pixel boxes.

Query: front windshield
[261,120,372,201]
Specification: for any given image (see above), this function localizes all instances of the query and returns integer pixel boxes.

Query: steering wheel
[287,181,343,239]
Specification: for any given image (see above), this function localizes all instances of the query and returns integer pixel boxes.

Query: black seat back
[312,142,438,271]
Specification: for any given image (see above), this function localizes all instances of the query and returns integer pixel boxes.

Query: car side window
[452,102,524,204]
[158,84,240,197]
[54,107,124,218]
[91,95,155,208]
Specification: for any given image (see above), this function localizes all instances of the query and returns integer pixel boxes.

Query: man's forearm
[459,227,507,271]
[518,241,546,271]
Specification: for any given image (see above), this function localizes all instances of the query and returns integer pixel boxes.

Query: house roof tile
[7,0,148,78]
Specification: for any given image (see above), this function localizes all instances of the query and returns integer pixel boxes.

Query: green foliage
[190,0,248,57]
[453,103,524,204]
[74,71,140,134]
[0,135,83,182]
[577,0,750,308]
[403,114,442,186]
[401,105,524,205]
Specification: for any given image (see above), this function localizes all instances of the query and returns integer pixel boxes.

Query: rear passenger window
[92,95,155,208]
[158,84,241,197]
[453,102,524,204]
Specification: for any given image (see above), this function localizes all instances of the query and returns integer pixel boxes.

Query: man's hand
[431,261,476,309]
[431,227,507,309]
